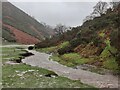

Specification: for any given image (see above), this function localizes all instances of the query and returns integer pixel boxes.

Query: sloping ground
[74,28,112,58]
[74,43,104,57]
[2,2,54,44]
[3,23,40,44]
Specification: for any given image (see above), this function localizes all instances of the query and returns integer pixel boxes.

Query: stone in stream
[16,57,22,63]
[45,72,58,78]
[28,46,34,50]
[20,52,34,57]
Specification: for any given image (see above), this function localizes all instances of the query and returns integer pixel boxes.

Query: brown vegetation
[74,43,105,57]
[3,23,40,44]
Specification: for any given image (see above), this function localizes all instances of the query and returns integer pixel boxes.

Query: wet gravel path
[22,50,118,88]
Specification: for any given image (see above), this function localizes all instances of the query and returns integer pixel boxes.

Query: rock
[28,70,35,72]
[15,70,20,73]
[45,73,58,78]
[28,46,34,50]
[45,74,52,77]
[16,58,22,63]
[17,73,23,77]
[20,52,34,57]
[39,75,43,77]
[51,75,56,78]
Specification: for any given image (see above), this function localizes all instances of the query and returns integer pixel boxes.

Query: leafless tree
[110,1,120,9]
[54,24,67,36]
[83,1,109,22]
[93,1,108,16]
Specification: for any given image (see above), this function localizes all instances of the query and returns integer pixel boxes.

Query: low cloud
[10,2,97,27]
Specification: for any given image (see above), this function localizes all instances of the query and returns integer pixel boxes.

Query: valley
[1,1,120,89]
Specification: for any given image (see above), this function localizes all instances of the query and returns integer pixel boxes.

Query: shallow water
[22,49,118,88]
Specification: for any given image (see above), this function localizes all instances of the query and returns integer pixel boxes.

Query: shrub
[59,41,69,49]
[70,38,83,48]
[35,36,60,48]
[57,45,73,55]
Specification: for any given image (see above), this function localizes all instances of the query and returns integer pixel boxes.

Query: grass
[2,46,93,88]
[50,53,111,75]
[99,32,105,37]
[100,40,118,71]
[36,41,70,54]
[61,53,91,65]
[36,39,119,74]
[100,45,117,58]
[58,41,69,49]
[36,46,57,53]
[2,47,27,63]
[51,53,92,67]
[40,44,119,74]
[3,64,93,88]
[36,41,90,67]
[103,57,118,70]
[2,40,18,45]
[40,44,118,73]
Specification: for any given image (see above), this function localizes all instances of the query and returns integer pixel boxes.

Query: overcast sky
[9,1,97,27]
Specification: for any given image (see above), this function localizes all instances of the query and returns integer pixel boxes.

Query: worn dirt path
[22,50,119,88]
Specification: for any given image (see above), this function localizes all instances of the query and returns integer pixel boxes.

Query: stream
[22,49,118,88]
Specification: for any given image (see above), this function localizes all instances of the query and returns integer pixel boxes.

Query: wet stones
[45,72,58,78]
[20,52,34,57]
[28,46,34,50]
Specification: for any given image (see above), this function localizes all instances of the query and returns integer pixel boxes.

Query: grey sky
[10,2,97,27]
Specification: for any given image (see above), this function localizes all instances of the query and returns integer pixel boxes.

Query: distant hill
[2,2,55,44]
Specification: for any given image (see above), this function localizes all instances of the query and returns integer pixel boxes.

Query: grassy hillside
[35,2,120,74]
[2,2,54,44]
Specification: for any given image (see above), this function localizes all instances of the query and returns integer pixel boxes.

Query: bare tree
[93,1,108,16]
[110,1,120,9]
[83,1,109,22]
[54,24,67,36]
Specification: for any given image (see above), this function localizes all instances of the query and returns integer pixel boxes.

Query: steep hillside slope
[66,2,119,53]
[35,2,120,72]
[59,3,119,70]
[2,2,54,44]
